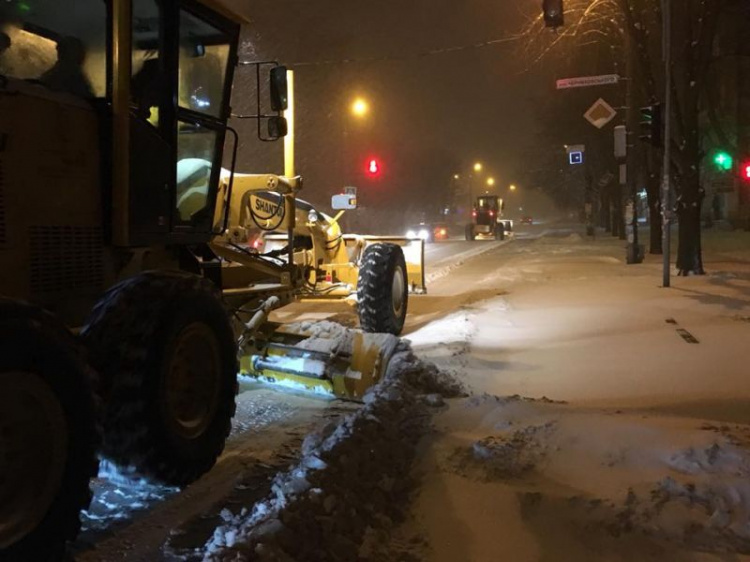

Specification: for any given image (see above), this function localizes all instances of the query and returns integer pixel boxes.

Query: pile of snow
[423,394,750,556]
[185,334,463,561]
[284,321,354,356]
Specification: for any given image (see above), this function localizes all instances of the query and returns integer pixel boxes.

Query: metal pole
[283,70,295,177]
[661,0,672,287]
[625,22,641,264]
[468,174,474,218]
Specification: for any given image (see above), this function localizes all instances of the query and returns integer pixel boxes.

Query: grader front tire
[357,243,408,336]
[82,272,238,487]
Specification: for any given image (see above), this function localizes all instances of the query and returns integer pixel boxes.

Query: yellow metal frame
[111,0,132,246]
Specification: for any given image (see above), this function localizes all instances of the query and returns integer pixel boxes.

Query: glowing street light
[453,174,460,180]
[509,184,518,192]
[351,97,369,118]
[487,177,495,187]
[473,162,483,173]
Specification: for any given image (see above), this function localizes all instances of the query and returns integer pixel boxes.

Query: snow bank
[188,333,463,561]
[429,394,750,556]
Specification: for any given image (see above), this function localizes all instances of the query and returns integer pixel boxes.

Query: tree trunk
[676,204,704,275]
[611,190,621,238]
[646,149,662,253]
[601,185,612,231]
[648,196,662,253]
[676,169,706,275]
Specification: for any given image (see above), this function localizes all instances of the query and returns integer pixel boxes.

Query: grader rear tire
[0,300,98,562]
[357,243,408,335]
[82,271,238,487]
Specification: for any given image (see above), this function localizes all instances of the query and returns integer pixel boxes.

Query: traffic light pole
[661,0,672,287]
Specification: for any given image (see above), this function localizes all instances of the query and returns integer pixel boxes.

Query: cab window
[0,0,106,97]
[131,0,162,127]
[176,120,219,223]
[178,9,230,119]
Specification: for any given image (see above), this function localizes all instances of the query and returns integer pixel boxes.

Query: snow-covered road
[75,223,750,561]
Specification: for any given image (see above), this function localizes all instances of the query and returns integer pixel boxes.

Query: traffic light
[713,151,733,172]
[542,0,564,28]
[742,160,750,181]
[365,158,381,177]
[639,103,663,148]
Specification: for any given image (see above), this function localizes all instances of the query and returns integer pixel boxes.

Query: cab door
[171,3,237,240]
[126,0,237,246]
[128,0,172,244]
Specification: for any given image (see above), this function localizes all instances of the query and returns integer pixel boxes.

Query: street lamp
[487,177,495,187]
[351,97,369,118]
[509,184,517,192]
[473,162,483,173]
[453,174,460,180]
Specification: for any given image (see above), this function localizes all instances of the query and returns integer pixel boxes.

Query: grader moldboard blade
[239,325,400,401]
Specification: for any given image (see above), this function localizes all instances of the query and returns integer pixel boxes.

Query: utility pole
[624,20,642,263]
[661,0,672,287]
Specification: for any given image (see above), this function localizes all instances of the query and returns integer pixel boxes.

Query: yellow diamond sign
[584,98,617,129]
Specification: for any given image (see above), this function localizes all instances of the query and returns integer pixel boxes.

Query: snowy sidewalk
[398,227,750,562]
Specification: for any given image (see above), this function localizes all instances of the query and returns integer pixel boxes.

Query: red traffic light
[366,158,381,177]
[743,161,750,181]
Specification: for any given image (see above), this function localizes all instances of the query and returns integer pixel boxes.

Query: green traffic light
[713,151,733,171]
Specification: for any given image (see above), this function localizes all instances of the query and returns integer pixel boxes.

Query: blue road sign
[569,151,584,165]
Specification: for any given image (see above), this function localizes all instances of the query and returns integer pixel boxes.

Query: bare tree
[519,0,727,275]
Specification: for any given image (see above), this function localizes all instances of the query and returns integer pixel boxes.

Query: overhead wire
[286,33,521,67]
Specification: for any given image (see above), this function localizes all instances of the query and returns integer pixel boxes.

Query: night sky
[224,0,557,221]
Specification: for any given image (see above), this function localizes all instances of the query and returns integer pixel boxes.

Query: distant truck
[465,195,513,241]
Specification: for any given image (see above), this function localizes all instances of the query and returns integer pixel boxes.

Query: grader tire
[495,226,505,241]
[82,271,238,487]
[0,300,99,562]
[358,243,408,336]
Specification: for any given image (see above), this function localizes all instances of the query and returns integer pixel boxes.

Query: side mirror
[267,116,288,139]
[332,194,358,210]
[270,66,288,112]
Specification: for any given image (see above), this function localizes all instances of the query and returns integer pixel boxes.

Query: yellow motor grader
[208,172,425,398]
[0,1,422,560]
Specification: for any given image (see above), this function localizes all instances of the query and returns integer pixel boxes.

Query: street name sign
[556,74,620,90]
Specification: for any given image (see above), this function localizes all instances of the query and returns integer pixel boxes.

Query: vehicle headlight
[418,229,429,240]
[406,230,417,238]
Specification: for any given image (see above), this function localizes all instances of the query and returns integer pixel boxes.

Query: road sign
[344,186,357,196]
[569,151,584,165]
[566,144,585,154]
[597,171,615,187]
[584,98,617,129]
[613,125,627,158]
[556,74,620,90]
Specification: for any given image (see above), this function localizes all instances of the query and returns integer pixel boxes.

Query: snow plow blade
[240,326,400,401]
[360,236,426,294]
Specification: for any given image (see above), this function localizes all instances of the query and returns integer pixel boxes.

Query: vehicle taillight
[472,210,477,217]
[489,210,495,217]
[439,228,447,235]
[252,239,264,249]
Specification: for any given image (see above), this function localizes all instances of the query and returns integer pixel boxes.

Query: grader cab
[0,1,415,559]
